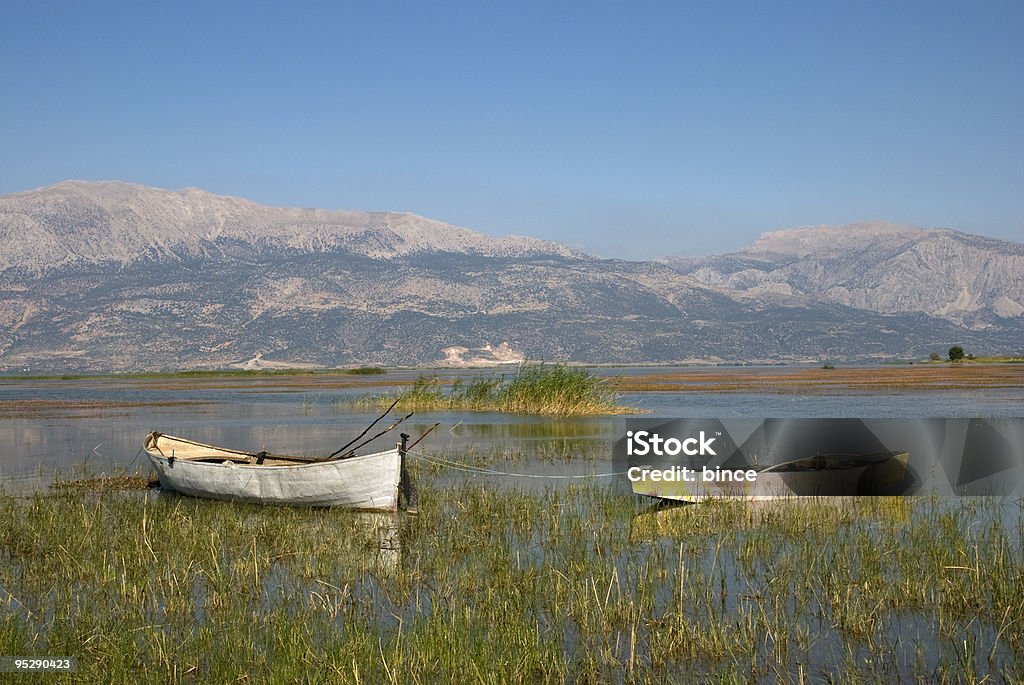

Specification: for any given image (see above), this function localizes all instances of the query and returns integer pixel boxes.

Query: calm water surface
[1,367,1022,488]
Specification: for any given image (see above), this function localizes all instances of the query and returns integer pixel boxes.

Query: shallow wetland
[0,364,1022,682]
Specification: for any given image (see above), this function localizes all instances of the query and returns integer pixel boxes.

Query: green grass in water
[0,484,1020,683]
[360,364,633,415]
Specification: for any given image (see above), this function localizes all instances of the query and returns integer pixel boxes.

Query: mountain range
[661,222,1024,329]
[0,181,1020,372]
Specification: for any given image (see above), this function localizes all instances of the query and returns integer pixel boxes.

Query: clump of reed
[344,366,387,375]
[360,364,633,415]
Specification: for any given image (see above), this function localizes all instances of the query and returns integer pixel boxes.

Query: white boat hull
[145,433,402,510]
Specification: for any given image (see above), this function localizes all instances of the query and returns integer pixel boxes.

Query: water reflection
[450,417,610,439]
[629,497,913,543]
[354,512,401,574]
[1,372,1022,488]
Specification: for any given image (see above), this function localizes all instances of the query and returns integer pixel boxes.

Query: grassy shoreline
[0,367,387,381]
[928,355,1024,364]
[613,362,1024,393]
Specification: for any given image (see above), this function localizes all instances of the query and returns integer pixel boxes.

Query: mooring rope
[406,448,625,480]
[128,445,145,468]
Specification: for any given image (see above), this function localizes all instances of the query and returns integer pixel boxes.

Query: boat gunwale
[145,432,400,470]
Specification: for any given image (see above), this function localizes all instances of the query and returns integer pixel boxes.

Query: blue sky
[2,1,1021,258]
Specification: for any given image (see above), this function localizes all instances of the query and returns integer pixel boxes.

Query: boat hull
[145,433,402,510]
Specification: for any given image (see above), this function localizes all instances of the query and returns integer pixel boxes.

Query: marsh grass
[358,364,634,416]
[49,474,156,492]
[0,479,1020,683]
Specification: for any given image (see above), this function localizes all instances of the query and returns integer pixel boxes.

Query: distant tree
[948,345,965,362]
[929,352,941,361]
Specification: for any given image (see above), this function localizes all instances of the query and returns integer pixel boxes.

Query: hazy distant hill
[0,183,1020,372]
[661,221,1024,329]
[0,180,576,273]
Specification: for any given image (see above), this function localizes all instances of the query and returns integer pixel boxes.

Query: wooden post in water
[399,433,417,513]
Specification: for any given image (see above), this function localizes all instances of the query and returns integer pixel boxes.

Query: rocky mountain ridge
[661,221,1024,329]
[0,181,575,275]
[0,183,1020,372]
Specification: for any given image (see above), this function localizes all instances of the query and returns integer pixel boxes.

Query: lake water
[1,369,1021,681]
[1,367,1022,489]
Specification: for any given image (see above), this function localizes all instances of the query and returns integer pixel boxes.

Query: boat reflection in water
[353,512,401,574]
[629,494,913,543]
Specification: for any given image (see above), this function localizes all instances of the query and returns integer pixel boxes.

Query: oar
[327,396,402,459]
[333,411,415,459]
[407,423,441,452]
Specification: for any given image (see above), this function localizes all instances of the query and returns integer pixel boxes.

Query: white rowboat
[144,432,402,510]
